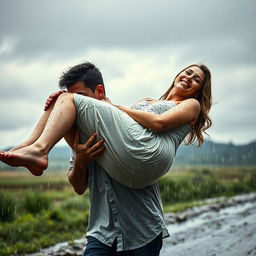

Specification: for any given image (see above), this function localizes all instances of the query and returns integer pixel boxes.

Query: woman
[0,63,212,189]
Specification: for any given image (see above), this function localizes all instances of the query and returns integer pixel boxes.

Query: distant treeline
[174,140,256,166]
[1,140,256,170]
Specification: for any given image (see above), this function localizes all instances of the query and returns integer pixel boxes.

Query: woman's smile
[179,78,191,89]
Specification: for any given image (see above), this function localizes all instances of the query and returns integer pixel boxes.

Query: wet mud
[28,193,256,256]
[161,193,256,256]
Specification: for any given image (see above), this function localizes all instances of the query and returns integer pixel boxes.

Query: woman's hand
[73,132,105,167]
[44,90,66,111]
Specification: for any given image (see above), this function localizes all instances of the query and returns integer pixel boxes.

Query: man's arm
[67,152,89,195]
[67,132,105,195]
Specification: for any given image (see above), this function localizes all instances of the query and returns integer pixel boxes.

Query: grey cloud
[0,75,49,103]
[0,113,32,130]
[0,100,40,130]
[0,0,255,65]
[211,87,256,135]
[0,0,255,145]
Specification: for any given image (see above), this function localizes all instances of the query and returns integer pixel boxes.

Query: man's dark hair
[59,62,104,92]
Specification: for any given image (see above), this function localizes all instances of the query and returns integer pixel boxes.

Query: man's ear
[95,84,105,99]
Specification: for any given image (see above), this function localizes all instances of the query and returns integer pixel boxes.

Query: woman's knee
[56,92,74,105]
[58,92,73,99]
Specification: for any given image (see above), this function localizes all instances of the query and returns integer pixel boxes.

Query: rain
[0,0,256,255]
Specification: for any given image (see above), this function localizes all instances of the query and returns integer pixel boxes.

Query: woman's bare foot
[0,146,48,176]
[0,142,33,169]
[8,141,33,152]
[0,150,20,167]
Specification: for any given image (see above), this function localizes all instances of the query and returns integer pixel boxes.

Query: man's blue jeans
[84,233,163,256]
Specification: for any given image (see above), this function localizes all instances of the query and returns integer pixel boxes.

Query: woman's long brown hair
[160,64,212,146]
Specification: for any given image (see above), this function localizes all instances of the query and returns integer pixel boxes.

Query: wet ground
[161,193,256,256]
[28,193,256,256]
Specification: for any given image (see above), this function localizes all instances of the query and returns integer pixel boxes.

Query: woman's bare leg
[9,103,55,152]
[0,93,76,175]
[8,91,66,152]
[2,103,77,166]
[64,126,76,150]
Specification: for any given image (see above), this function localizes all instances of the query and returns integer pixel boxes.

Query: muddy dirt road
[161,193,256,256]
[28,193,256,256]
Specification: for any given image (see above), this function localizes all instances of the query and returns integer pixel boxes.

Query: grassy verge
[163,200,208,213]
[0,171,89,255]
[159,166,256,207]
[0,167,256,255]
[0,210,87,255]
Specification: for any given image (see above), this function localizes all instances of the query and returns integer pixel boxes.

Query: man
[53,62,169,255]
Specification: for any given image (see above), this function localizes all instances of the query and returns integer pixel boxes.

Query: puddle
[166,201,255,234]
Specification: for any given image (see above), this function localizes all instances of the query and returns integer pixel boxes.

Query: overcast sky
[0,0,255,148]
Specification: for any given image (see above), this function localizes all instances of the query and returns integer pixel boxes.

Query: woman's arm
[67,132,105,195]
[118,98,200,131]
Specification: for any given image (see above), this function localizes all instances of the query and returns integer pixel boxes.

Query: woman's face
[173,66,205,98]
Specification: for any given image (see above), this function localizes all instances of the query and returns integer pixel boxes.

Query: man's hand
[73,132,105,166]
[44,90,65,111]
[68,132,105,194]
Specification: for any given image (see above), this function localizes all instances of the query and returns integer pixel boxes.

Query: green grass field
[0,166,256,255]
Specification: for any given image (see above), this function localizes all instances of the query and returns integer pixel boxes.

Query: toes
[0,152,13,161]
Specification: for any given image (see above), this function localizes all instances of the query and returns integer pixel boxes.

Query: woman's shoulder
[180,99,201,126]
[179,98,200,109]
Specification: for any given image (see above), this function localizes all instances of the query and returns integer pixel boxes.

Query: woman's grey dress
[74,94,191,188]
